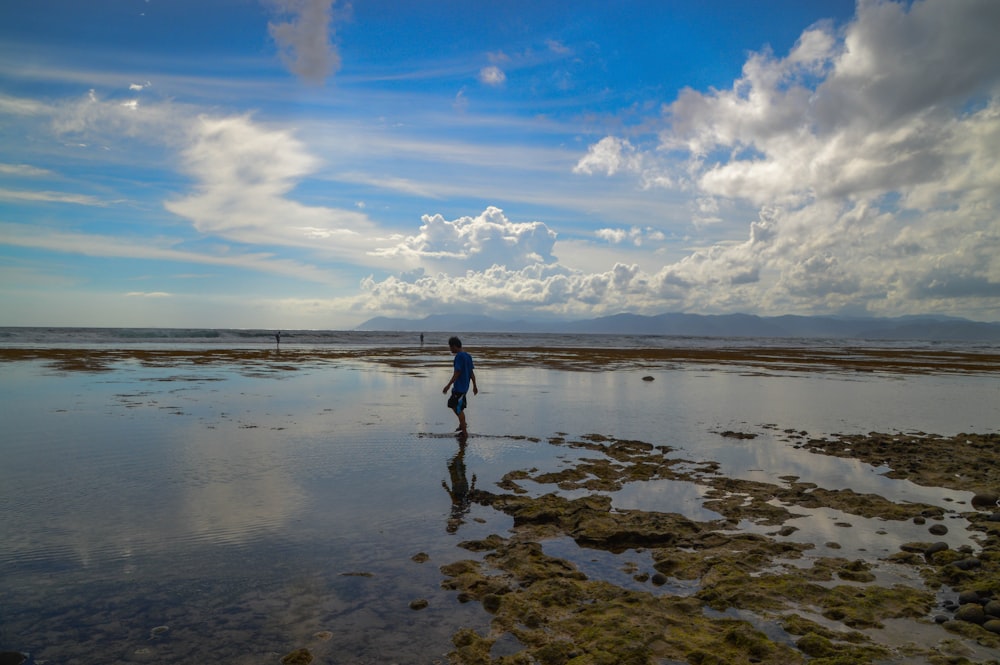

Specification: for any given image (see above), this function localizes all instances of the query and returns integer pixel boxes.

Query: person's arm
[443,369,461,393]
[470,369,478,395]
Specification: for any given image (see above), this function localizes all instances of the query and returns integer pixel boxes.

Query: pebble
[928,523,948,536]
[409,599,429,610]
[985,600,1000,617]
[984,619,1000,635]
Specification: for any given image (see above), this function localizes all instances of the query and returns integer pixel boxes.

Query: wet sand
[1,345,999,664]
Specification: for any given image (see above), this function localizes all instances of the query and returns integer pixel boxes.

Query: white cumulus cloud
[371,206,556,272]
[567,0,1000,320]
[166,114,376,252]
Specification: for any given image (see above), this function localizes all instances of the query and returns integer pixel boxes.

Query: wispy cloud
[0,163,54,177]
[126,291,172,298]
[0,223,339,284]
[0,188,110,206]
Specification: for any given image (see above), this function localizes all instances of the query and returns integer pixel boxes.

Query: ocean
[1,328,998,663]
[4,325,998,351]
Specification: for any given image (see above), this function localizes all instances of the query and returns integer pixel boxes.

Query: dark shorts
[447,391,468,414]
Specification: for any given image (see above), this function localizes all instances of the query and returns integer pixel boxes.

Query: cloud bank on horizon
[0,0,998,328]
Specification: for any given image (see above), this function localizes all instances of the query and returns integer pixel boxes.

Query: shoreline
[4,345,1000,375]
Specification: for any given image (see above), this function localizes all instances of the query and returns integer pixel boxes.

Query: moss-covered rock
[439,432,1000,663]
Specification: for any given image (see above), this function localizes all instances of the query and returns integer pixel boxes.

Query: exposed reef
[439,432,1000,664]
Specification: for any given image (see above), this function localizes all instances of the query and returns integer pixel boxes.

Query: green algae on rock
[279,647,313,665]
[443,535,805,665]
[439,432,1000,664]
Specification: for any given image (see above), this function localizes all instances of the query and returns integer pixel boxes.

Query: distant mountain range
[356,312,1000,342]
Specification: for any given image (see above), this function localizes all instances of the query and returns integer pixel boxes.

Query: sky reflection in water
[0,353,997,662]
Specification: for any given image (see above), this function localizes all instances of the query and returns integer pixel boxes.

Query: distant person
[275,331,281,346]
[420,333,424,345]
[442,336,478,435]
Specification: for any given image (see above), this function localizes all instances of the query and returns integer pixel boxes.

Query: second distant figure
[443,336,478,435]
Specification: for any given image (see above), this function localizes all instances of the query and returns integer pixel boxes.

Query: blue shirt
[452,351,474,393]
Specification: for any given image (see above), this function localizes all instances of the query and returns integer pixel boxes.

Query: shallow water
[1,347,998,663]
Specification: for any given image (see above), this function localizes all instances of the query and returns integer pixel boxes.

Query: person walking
[442,336,478,435]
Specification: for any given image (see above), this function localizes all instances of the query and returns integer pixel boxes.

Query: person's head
[448,336,462,352]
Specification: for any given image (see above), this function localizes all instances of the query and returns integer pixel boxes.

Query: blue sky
[2,0,999,329]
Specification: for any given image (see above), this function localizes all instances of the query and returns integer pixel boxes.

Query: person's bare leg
[457,410,467,434]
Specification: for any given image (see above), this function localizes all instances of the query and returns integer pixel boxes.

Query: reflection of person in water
[442,441,477,533]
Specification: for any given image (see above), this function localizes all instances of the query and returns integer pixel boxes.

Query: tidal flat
[1,343,999,664]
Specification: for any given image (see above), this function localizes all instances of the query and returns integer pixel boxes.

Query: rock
[482,594,502,613]
[985,600,1000,617]
[958,590,981,605]
[924,542,949,556]
[0,653,26,665]
[934,614,950,624]
[953,558,982,571]
[989,512,1000,522]
[955,604,988,625]
[409,599,429,610]
[641,376,655,381]
[280,648,313,665]
[913,516,926,525]
[984,619,1000,635]
[651,572,668,586]
[796,633,835,657]
[411,552,429,563]
[719,430,757,439]
[928,523,948,536]
[971,493,999,509]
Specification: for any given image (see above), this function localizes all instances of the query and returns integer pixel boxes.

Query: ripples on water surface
[0,333,998,663]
